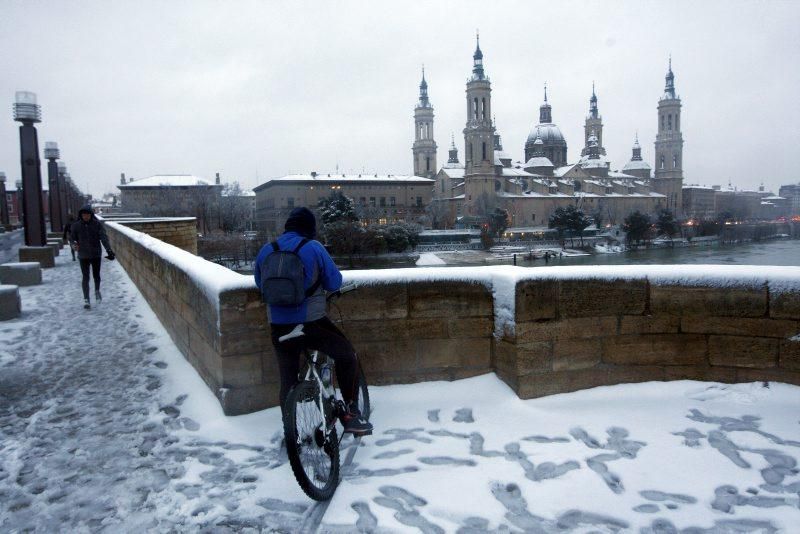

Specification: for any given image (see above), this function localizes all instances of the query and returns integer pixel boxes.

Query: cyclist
[254,207,373,436]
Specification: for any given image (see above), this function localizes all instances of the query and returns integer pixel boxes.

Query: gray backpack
[260,239,321,306]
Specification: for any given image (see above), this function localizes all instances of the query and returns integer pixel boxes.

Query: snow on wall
[105,222,800,337]
[108,222,253,325]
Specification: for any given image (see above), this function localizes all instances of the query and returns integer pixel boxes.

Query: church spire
[539,83,552,123]
[589,82,598,119]
[471,30,485,80]
[448,133,459,164]
[631,132,643,161]
[418,65,430,107]
[664,56,676,99]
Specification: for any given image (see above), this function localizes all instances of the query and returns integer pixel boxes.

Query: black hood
[78,204,95,219]
[284,207,316,239]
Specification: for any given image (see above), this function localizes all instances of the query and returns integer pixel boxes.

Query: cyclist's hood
[78,204,95,220]
[284,207,316,239]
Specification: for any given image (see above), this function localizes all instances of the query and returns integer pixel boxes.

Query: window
[416,197,423,207]
[673,155,678,168]
[481,97,486,120]
[441,181,445,193]
[668,114,672,131]
[426,157,430,172]
[380,197,386,207]
[369,197,376,207]
[532,214,536,222]
[359,197,366,206]
[482,142,487,160]
[676,115,679,131]
[473,98,479,120]
[660,156,665,169]
[287,197,294,208]
[390,196,396,207]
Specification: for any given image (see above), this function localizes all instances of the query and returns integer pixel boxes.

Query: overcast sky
[1,0,799,198]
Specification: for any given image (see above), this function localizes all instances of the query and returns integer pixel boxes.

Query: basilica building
[425,38,685,228]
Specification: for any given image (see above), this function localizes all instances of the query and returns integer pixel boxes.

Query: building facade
[118,174,223,233]
[412,68,438,179]
[253,173,434,235]
[653,59,684,216]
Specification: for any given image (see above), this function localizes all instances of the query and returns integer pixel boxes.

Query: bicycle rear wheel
[283,381,340,501]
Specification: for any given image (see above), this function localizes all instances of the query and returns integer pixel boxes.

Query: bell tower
[412,66,437,178]
[653,57,684,215]
[462,33,496,216]
[581,83,605,157]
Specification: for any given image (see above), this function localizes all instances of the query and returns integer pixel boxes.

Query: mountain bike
[279,284,370,501]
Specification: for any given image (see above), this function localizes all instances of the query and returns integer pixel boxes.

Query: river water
[421,238,800,269]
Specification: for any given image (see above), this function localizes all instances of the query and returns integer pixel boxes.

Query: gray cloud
[1,0,798,198]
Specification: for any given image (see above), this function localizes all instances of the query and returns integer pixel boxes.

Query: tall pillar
[44,142,63,233]
[0,172,9,226]
[57,162,69,224]
[13,92,47,246]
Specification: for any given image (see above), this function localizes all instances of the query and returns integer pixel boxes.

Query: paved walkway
[0,250,314,532]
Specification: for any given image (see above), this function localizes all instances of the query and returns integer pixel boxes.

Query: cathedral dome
[623,159,652,172]
[526,123,565,146]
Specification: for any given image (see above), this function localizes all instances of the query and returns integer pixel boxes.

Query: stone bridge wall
[102,219,800,415]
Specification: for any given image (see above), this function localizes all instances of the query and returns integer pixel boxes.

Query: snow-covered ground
[2,250,800,532]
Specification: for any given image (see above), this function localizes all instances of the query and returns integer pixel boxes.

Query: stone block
[517,317,617,343]
[447,317,493,338]
[334,284,408,320]
[357,339,415,375]
[515,280,558,321]
[553,338,603,371]
[619,315,680,335]
[664,365,738,383]
[517,369,609,399]
[603,334,707,366]
[415,338,490,370]
[770,290,800,320]
[0,262,42,286]
[409,281,492,318]
[607,365,666,385]
[559,279,647,318]
[517,341,552,374]
[779,339,800,371]
[347,318,447,343]
[651,285,767,317]
[218,383,278,415]
[0,285,21,321]
[47,241,61,256]
[221,353,264,388]
[681,316,798,338]
[708,335,778,368]
[19,246,55,268]
[493,340,519,388]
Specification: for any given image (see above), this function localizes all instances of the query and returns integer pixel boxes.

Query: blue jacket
[253,231,342,324]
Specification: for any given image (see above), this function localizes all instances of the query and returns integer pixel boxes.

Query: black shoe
[84,299,90,310]
[340,405,373,436]
[95,290,102,302]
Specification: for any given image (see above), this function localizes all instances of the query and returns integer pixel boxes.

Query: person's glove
[106,252,116,261]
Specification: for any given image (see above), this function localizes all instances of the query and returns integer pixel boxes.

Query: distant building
[253,173,434,235]
[779,183,800,216]
[117,174,223,233]
[682,185,715,220]
[430,37,670,229]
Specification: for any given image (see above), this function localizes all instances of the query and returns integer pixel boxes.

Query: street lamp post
[0,172,9,226]
[44,141,63,233]
[13,91,47,246]
[57,162,69,224]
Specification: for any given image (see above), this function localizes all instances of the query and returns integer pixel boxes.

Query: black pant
[270,317,358,409]
[79,257,102,299]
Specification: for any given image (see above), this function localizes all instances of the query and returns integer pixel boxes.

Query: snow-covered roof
[608,171,638,180]
[524,157,554,168]
[762,195,785,200]
[581,159,609,169]
[441,162,465,170]
[553,164,579,177]
[622,160,652,171]
[683,185,715,191]
[501,168,534,177]
[256,174,433,189]
[118,175,217,188]
[439,168,465,179]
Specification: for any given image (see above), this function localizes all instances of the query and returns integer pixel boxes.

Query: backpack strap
[271,241,280,252]
[293,239,323,298]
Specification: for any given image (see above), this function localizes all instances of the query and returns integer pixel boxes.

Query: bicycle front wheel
[283,381,340,501]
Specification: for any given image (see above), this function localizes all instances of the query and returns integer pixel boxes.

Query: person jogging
[69,205,115,309]
[253,207,372,436]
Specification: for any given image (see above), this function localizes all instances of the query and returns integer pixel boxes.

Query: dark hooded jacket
[70,205,113,260]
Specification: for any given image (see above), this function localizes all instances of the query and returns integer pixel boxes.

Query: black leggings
[270,317,358,409]
[79,257,102,299]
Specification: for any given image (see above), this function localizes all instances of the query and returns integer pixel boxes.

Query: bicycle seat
[278,324,305,343]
